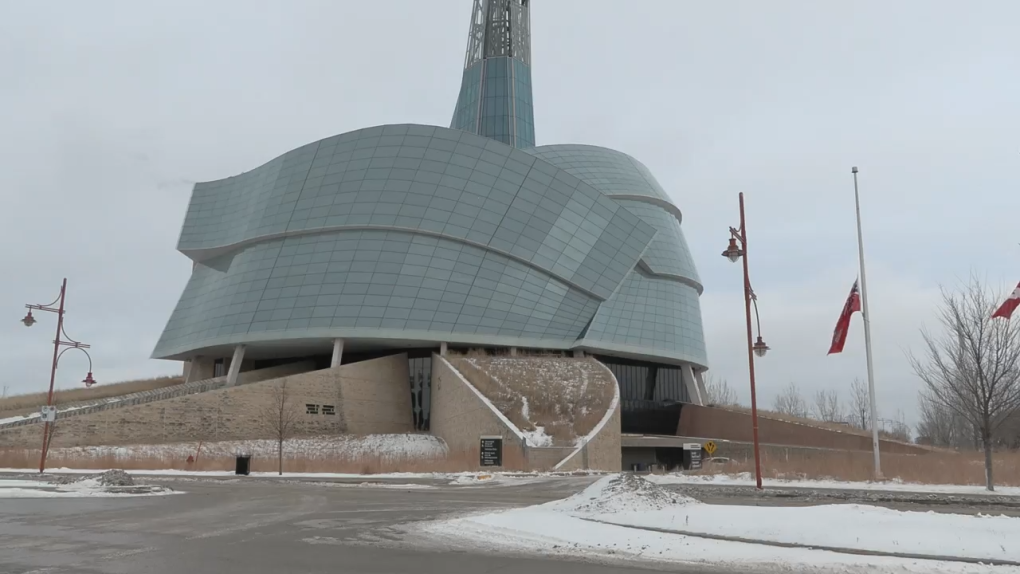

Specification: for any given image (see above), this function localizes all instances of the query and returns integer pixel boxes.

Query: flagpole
[852,166,882,479]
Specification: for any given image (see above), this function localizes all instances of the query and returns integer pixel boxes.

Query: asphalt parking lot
[2,473,1017,574]
[0,475,738,574]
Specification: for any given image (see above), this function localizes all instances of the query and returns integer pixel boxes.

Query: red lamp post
[21,278,96,473]
[721,193,769,490]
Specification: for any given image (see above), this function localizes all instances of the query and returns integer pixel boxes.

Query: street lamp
[21,278,96,472]
[721,192,768,490]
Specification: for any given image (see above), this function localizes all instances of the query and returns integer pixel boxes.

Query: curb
[578,517,1020,567]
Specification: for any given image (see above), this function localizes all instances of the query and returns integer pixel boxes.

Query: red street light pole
[21,278,96,473]
[721,193,770,490]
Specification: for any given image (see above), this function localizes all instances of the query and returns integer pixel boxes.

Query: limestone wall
[337,353,413,435]
[0,354,411,448]
[549,360,622,472]
[430,355,527,467]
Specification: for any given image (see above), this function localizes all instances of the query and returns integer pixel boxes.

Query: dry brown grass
[448,351,614,446]
[0,376,184,418]
[0,447,530,474]
[699,449,1020,487]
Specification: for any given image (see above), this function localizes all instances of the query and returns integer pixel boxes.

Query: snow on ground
[646,472,1020,496]
[517,397,554,446]
[0,468,573,482]
[520,427,554,447]
[43,434,447,461]
[419,474,1020,572]
[0,405,90,426]
[0,478,174,498]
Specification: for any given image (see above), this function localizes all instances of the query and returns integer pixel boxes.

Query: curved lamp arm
[55,347,96,387]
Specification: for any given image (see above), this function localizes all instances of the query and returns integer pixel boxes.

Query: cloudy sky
[2,1,1018,429]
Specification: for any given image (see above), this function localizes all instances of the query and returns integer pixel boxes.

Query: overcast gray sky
[2,1,1019,430]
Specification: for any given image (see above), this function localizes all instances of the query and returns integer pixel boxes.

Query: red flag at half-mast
[828,280,862,355]
[992,282,1020,319]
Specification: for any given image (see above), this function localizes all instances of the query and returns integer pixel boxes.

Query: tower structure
[153,0,710,437]
[450,0,535,148]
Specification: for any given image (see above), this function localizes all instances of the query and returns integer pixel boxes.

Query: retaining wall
[0,355,410,448]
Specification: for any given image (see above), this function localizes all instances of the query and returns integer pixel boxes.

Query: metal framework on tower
[463,0,531,68]
[451,0,535,148]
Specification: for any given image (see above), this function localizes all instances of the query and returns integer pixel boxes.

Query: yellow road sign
[704,441,717,455]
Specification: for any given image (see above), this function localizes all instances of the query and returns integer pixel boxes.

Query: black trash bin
[235,455,252,476]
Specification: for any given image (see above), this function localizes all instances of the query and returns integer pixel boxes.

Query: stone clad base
[0,354,412,449]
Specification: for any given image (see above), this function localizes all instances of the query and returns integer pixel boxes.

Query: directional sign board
[40,406,56,423]
[682,443,702,470]
[480,435,503,467]
[704,441,717,456]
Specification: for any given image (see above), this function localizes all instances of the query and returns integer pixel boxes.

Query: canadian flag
[992,282,1020,319]
[828,280,862,355]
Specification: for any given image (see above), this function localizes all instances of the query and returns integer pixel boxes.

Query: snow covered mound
[550,474,698,515]
[97,469,134,486]
[51,469,135,486]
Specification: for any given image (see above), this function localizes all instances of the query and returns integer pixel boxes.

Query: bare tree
[909,277,1020,491]
[848,377,871,430]
[260,380,299,475]
[878,410,912,443]
[916,388,971,447]
[813,389,844,423]
[773,382,809,418]
[703,374,739,406]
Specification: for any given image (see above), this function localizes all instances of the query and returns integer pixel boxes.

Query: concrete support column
[510,347,518,357]
[331,338,345,368]
[694,370,710,406]
[226,345,246,386]
[573,350,585,358]
[439,342,448,357]
[185,356,215,383]
[680,363,704,406]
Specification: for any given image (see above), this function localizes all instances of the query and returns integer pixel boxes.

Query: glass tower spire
[450,0,535,148]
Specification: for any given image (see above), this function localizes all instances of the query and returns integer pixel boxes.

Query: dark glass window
[595,355,691,435]
[408,356,432,431]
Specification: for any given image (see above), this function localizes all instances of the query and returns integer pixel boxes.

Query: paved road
[0,476,754,574]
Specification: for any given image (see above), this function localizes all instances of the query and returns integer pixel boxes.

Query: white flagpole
[852,166,882,479]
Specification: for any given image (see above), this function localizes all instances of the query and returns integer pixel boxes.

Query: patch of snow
[0,405,91,426]
[419,474,1020,571]
[547,473,696,514]
[423,508,1000,573]
[449,474,498,485]
[521,426,554,447]
[0,477,173,498]
[646,472,1020,496]
[42,434,447,462]
[0,414,35,425]
[0,479,45,488]
[2,468,569,481]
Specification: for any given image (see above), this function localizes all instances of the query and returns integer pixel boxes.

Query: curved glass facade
[153,125,708,369]
[154,0,710,383]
